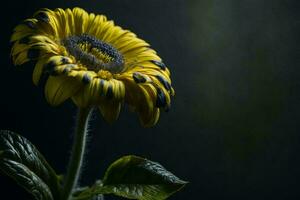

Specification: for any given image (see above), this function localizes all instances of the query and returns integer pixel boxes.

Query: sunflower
[11,7,174,127]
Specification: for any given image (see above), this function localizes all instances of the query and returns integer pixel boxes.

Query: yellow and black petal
[11,7,174,127]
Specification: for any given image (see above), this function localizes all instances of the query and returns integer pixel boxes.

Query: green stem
[62,107,93,200]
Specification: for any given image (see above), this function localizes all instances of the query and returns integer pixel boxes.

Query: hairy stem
[62,107,93,200]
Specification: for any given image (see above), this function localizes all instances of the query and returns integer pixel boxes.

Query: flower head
[11,8,174,127]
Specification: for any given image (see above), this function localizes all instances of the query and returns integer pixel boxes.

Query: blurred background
[0,0,299,199]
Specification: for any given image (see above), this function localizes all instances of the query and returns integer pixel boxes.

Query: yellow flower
[11,7,174,127]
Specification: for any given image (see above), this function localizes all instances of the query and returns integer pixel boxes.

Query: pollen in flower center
[63,34,124,73]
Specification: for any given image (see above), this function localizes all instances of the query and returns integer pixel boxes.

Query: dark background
[0,0,299,199]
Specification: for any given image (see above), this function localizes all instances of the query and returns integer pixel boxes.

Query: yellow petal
[139,84,156,112]
[30,35,59,47]
[116,37,149,54]
[136,83,163,127]
[54,64,79,75]
[45,76,82,106]
[45,55,73,66]
[105,26,127,44]
[120,78,159,126]
[124,49,161,66]
[101,21,117,42]
[99,79,112,98]
[139,107,160,127]
[12,19,37,33]
[66,8,75,35]
[85,13,96,34]
[98,100,122,124]
[120,41,150,55]
[13,51,29,65]
[55,8,69,37]
[33,9,59,37]
[88,14,107,36]
[72,7,89,34]
[11,28,34,42]
[72,78,100,107]
[11,42,29,57]
[111,79,125,100]
[32,56,50,85]
[95,20,114,40]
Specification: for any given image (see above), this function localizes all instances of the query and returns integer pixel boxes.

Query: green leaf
[75,155,187,200]
[0,130,60,200]
[1,158,53,200]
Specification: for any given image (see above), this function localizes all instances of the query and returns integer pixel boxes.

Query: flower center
[63,34,124,73]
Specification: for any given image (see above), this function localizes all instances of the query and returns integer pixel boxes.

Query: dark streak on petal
[27,49,40,59]
[61,57,70,64]
[63,67,70,74]
[133,72,146,83]
[106,85,113,99]
[156,88,167,108]
[156,75,171,91]
[44,61,56,70]
[22,21,36,29]
[19,36,31,44]
[151,60,166,70]
[44,60,56,75]
[62,64,74,74]
[99,80,105,96]
[82,73,92,84]
[35,12,49,23]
